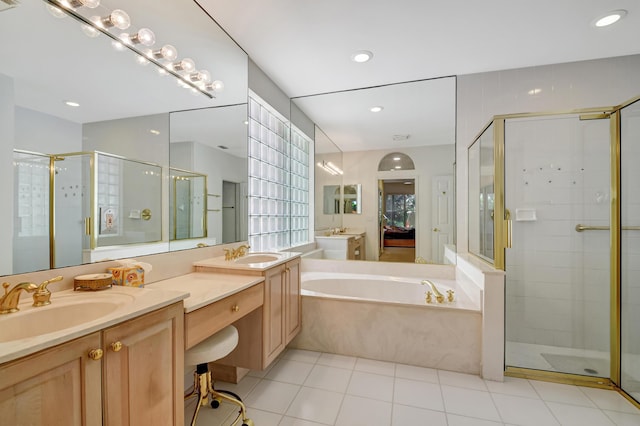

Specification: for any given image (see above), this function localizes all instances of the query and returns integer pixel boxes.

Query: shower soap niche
[515,208,537,221]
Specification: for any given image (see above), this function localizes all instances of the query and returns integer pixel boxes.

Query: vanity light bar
[47,0,221,99]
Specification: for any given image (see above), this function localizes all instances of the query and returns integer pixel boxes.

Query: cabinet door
[285,258,302,344]
[263,264,285,367]
[0,332,102,426]
[102,302,184,426]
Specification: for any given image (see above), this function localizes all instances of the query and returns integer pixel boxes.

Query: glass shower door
[620,99,640,402]
[504,114,612,378]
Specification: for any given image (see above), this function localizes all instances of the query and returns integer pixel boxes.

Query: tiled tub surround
[292,257,505,380]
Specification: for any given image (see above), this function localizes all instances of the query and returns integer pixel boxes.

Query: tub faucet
[421,280,444,304]
[0,282,38,314]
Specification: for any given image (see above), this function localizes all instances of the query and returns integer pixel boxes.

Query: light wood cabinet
[0,332,102,426]
[263,264,286,366]
[103,302,184,426]
[284,257,301,345]
[0,302,184,426]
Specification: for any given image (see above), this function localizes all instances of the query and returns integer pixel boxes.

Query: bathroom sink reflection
[234,253,283,264]
[0,293,134,343]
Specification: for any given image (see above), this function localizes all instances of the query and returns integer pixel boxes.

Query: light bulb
[111,40,125,51]
[152,44,178,61]
[172,58,195,73]
[205,80,224,92]
[189,70,211,83]
[47,4,66,18]
[102,9,130,30]
[130,28,155,46]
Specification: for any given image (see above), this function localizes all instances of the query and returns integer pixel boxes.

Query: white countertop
[193,251,302,272]
[147,272,265,313]
[0,285,188,365]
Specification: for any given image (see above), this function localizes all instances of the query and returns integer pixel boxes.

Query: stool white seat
[186,325,238,366]
[184,325,253,426]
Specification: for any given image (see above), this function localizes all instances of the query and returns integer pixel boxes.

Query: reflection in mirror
[293,77,456,263]
[169,104,249,250]
[313,127,343,231]
[323,185,341,215]
[0,0,248,276]
[343,184,362,214]
[169,168,207,241]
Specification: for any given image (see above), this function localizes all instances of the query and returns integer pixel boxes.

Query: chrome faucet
[0,282,38,314]
[32,276,63,307]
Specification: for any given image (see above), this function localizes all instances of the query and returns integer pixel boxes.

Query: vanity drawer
[184,282,264,350]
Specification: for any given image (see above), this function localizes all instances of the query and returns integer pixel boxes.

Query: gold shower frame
[467,94,640,408]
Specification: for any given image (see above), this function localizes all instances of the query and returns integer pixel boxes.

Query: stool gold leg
[188,372,209,426]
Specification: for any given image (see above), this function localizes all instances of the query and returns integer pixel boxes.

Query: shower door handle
[505,209,512,248]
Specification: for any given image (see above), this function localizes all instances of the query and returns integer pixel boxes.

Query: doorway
[222,180,239,243]
[379,179,415,263]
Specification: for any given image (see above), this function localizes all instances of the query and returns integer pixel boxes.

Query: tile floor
[185,349,640,426]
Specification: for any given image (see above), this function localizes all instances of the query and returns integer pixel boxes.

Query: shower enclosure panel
[504,114,611,377]
[620,98,640,401]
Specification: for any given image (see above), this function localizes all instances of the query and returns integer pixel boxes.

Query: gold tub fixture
[421,280,445,303]
[0,282,38,314]
[223,244,251,260]
[447,289,455,302]
[425,291,433,304]
[32,275,63,307]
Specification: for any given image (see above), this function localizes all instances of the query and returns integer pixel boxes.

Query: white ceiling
[198,0,640,152]
[199,0,640,97]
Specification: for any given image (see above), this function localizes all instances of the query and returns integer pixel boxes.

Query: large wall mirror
[313,126,343,230]
[0,0,248,276]
[293,77,456,264]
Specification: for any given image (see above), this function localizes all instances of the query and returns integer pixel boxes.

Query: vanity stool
[184,325,253,426]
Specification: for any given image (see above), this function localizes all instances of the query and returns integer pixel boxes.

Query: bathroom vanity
[0,287,188,426]
[315,231,366,260]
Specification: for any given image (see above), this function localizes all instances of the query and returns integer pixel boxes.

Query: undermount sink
[234,253,283,264]
[0,293,134,343]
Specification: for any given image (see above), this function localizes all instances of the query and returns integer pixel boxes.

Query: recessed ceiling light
[149,129,160,135]
[351,50,373,63]
[370,106,383,113]
[393,157,401,161]
[528,88,542,96]
[64,100,80,107]
[593,10,627,27]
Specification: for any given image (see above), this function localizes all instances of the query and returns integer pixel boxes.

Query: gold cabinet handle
[231,305,239,312]
[88,348,103,361]
[110,341,123,352]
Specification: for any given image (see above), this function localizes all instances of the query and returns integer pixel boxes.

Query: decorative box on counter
[108,260,152,288]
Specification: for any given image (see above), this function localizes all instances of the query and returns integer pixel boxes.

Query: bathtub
[290,271,483,374]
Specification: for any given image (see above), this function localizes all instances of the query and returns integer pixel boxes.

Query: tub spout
[421,280,444,303]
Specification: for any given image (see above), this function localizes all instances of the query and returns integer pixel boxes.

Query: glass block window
[248,93,291,251]
[96,154,121,238]
[290,125,311,246]
[13,152,49,237]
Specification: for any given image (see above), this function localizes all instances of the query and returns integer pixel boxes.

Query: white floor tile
[530,380,597,407]
[279,417,326,426]
[492,393,559,426]
[441,385,501,422]
[438,370,488,391]
[603,409,640,426]
[247,408,283,426]
[304,364,353,393]
[395,363,439,384]
[335,395,392,426]
[354,358,396,376]
[580,387,640,414]
[546,401,616,426]
[184,396,236,425]
[391,404,447,426]
[281,349,322,364]
[285,387,344,425]
[245,380,300,414]
[446,414,504,426]
[266,359,315,385]
[248,361,276,378]
[485,377,539,399]
[317,353,357,370]
[216,375,261,399]
[347,371,394,402]
[394,377,444,412]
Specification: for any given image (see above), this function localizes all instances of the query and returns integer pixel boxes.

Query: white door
[431,175,454,263]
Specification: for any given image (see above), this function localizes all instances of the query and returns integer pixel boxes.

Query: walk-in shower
[468,95,640,406]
